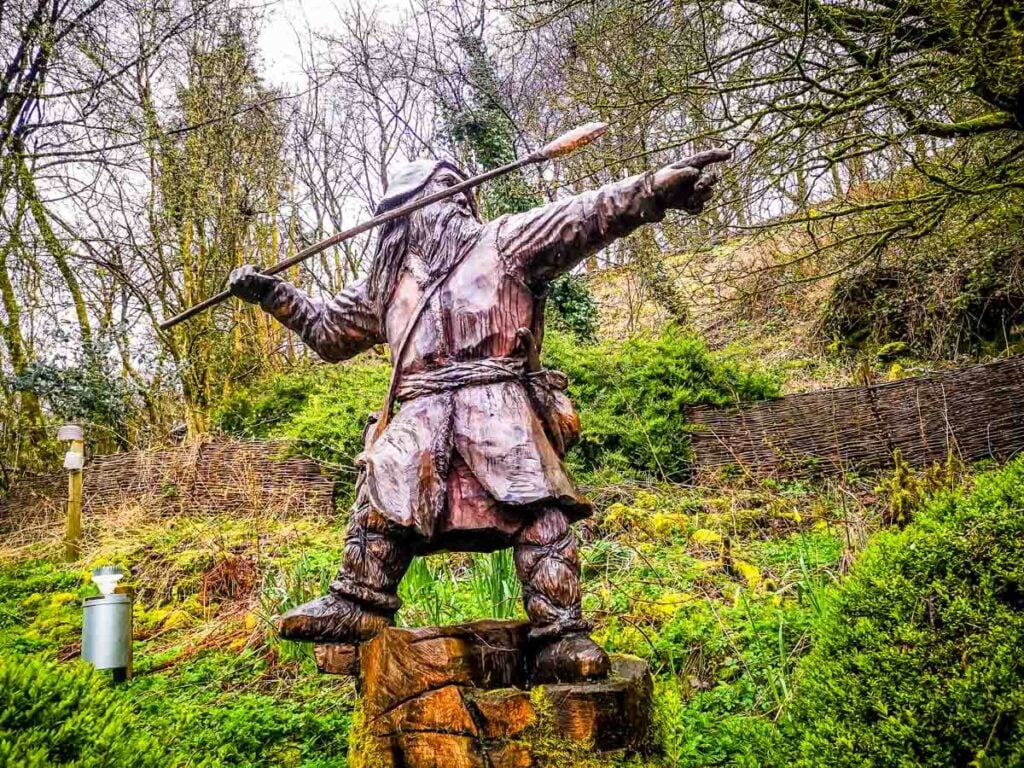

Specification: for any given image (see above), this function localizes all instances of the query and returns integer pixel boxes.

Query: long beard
[408,203,482,283]
[367,203,482,311]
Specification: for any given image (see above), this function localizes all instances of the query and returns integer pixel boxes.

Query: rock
[348,620,654,767]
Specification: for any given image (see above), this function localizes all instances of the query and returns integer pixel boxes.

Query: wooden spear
[158,122,610,330]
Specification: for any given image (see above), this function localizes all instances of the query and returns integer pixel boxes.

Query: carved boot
[276,593,393,643]
[514,506,610,684]
[277,497,413,644]
[531,631,610,684]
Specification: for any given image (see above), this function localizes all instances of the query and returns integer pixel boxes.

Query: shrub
[547,273,599,343]
[214,359,389,469]
[0,657,165,767]
[820,194,1024,358]
[544,327,779,480]
[777,456,1024,766]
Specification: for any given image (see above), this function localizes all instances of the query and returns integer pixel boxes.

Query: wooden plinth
[345,620,654,768]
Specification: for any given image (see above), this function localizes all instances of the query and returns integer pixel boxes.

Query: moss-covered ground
[0,466,880,766]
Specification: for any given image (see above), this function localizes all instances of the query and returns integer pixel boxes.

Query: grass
[0,461,940,767]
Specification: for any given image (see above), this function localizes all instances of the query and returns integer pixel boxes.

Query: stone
[349,620,654,767]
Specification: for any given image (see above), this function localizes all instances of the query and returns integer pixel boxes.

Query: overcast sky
[257,0,403,87]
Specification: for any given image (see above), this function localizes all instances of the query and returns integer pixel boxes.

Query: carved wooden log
[314,642,359,676]
[348,620,654,768]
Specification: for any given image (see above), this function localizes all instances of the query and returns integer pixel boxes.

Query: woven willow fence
[0,439,335,544]
[688,355,1024,477]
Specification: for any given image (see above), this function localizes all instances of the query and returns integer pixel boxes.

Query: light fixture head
[91,565,124,596]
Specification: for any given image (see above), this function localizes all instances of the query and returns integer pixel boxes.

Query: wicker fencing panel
[688,356,1024,477]
[0,439,336,542]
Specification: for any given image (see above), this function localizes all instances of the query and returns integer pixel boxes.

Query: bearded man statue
[228,152,725,683]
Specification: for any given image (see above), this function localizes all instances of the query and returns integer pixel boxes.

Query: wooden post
[58,424,85,562]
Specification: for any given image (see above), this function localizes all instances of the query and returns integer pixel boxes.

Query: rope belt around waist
[396,357,527,402]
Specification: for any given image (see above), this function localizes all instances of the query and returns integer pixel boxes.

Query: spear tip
[538,121,609,160]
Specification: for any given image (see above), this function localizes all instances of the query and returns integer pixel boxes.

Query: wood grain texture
[349,621,653,768]
[314,643,359,676]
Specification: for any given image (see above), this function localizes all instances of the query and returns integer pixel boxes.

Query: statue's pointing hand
[228,264,278,304]
[654,147,733,215]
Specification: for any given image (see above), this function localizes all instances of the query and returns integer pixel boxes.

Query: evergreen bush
[214,359,389,468]
[547,274,599,343]
[777,456,1024,766]
[544,327,779,480]
[0,657,165,767]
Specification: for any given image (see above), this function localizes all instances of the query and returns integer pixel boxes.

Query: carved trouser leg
[514,506,609,682]
[276,479,413,643]
[330,502,414,617]
[513,506,589,640]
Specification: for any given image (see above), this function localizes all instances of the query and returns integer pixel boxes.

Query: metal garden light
[81,565,134,682]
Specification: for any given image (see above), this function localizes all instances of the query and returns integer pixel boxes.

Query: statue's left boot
[514,506,611,684]
[531,631,610,684]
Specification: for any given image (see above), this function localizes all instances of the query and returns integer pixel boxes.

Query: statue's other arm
[228,267,383,362]
[498,153,727,288]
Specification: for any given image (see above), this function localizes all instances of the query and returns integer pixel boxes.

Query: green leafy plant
[547,274,600,343]
[777,455,1024,766]
[0,657,166,767]
[543,327,780,480]
[467,549,521,621]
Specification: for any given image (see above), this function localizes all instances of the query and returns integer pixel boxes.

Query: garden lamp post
[57,424,84,562]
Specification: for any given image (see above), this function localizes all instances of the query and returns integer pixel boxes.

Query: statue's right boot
[276,502,413,644]
[276,592,393,643]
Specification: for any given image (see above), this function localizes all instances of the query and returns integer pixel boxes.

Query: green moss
[0,657,166,767]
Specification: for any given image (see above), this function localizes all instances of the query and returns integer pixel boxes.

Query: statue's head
[374,158,478,221]
[367,158,481,311]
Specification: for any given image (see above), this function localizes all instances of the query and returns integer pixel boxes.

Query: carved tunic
[260,171,668,545]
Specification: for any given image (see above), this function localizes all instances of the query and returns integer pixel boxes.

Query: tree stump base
[314,642,359,676]
[346,620,654,768]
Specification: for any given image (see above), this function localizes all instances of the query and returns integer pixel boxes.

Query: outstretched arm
[498,150,729,288]
[228,267,383,362]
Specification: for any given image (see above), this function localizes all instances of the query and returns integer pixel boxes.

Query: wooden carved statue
[228,152,726,683]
